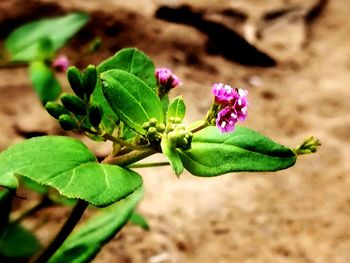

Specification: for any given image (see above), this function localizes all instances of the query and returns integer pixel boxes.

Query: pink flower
[155,68,181,90]
[52,55,69,72]
[212,83,238,104]
[213,83,248,133]
[216,107,238,133]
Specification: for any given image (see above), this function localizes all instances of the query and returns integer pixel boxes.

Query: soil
[0,0,350,262]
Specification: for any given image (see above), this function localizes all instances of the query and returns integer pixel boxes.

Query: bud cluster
[142,118,166,144]
[45,65,103,131]
[166,117,193,150]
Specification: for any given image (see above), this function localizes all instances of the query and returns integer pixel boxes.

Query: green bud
[148,127,158,135]
[67,66,84,100]
[88,104,103,128]
[61,93,86,115]
[142,121,150,130]
[167,131,177,144]
[294,136,321,155]
[174,117,182,124]
[149,118,158,127]
[45,102,69,119]
[58,114,78,130]
[82,65,97,97]
[169,117,175,123]
[157,123,166,132]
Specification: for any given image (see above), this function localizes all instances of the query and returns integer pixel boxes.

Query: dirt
[0,0,350,262]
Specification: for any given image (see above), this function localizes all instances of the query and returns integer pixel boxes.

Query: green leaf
[29,61,61,104]
[0,223,40,259]
[161,136,184,176]
[178,126,297,177]
[101,70,164,135]
[5,13,89,61]
[98,48,156,89]
[0,136,143,207]
[166,96,186,123]
[49,187,143,263]
[129,212,150,230]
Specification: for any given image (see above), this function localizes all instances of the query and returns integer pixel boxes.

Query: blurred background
[0,0,349,262]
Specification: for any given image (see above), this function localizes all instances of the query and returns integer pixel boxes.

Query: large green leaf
[166,96,186,123]
[98,48,156,89]
[0,222,40,259]
[5,13,89,61]
[49,187,143,263]
[0,136,143,207]
[178,126,296,176]
[101,70,164,135]
[29,61,61,104]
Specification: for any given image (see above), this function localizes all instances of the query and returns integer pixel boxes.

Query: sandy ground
[0,0,349,262]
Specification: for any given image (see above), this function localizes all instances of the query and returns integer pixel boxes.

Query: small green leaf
[161,136,184,176]
[129,212,150,230]
[49,187,143,263]
[98,48,156,89]
[29,61,61,104]
[0,223,41,259]
[101,70,164,135]
[5,13,89,61]
[166,96,186,123]
[0,136,143,207]
[178,126,297,177]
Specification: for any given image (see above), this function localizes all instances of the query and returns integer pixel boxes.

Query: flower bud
[88,104,103,128]
[149,118,158,127]
[67,66,84,100]
[45,102,69,119]
[58,114,78,130]
[61,93,86,115]
[82,65,97,97]
[52,55,69,72]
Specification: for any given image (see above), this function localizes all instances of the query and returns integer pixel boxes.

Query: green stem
[102,147,157,166]
[32,200,88,263]
[190,120,209,133]
[127,162,170,169]
[13,195,52,224]
[102,133,145,150]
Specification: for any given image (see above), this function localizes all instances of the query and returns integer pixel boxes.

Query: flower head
[212,83,238,104]
[211,83,249,133]
[155,68,181,91]
[52,55,69,72]
[216,107,238,133]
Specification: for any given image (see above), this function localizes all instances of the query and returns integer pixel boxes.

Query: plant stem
[13,195,52,224]
[127,162,170,169]
[32,200,88,263]
[190,120,209,133]
[102,147,157,166]
[102,133,145,150]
